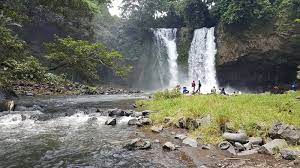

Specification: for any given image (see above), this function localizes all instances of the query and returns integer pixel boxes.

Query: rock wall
[215,22,300,91]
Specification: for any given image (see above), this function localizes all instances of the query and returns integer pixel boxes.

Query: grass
[138,91,300,144]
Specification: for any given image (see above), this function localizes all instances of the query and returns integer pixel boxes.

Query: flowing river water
[0,94,193,168]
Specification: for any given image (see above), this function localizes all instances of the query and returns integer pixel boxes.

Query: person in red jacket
[192,81,196,93]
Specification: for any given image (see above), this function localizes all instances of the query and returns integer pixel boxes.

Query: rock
[227,145,237,155]
[234,142,246,151]
[197,115,212,127]
[243,142,253,151]
[154,139,160,143]
[248,137,263,145]
[222,132,249,143]
[131,104,137,108]
[163,142,176,151]
[151,125,163,133]
[138,117,152,126]
[260,139,288,155]
[269,123,300,145]
[175,134,187,140]
[164,117,173,127]
[124,138,151,150]
[176,117,186,129]
[21,114,26,121]
[128,118,138,125]
[133,112,143,117]
[223,122,235,133]
[26,92,34,96]
[171,132,176,135]
[280,149,300,160]
[186,118,199,130]
[105,118,117,126]
[237,149,259,156]
[219,141,231,150]
[142,110,151,116]
[87,117,98,123]
[202,144,211,150]
[182,137,198,147]
[164,117,171,123]
[108,109,122,117]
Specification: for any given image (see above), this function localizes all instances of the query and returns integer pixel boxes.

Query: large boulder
[269,123,300,145]
[123,138,151,150]
[260,139,288,155]
[222,132,249,143]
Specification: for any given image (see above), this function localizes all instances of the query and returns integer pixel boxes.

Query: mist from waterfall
[153,28,179,88]
[188,27,218,93]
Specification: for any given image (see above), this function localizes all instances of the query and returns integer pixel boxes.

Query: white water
[153,28,179,88]
[188,27,218,93]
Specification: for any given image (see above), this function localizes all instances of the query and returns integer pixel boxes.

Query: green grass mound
[139,91,300,144]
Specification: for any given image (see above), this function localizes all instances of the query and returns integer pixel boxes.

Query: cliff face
[215,22,300,91]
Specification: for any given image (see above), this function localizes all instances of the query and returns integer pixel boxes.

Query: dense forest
[0,0,299,90]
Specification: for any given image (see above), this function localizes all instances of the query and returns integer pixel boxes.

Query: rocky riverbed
[0,94,299,167]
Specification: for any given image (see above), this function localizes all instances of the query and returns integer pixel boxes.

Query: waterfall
[188,27,218,93]
[153,28,179,88]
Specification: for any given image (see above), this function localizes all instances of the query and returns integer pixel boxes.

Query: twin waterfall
[153,27,218,92]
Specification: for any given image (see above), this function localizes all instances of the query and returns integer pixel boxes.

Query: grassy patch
[139,92,300,144]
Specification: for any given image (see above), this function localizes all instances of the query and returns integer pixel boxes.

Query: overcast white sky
[108,0,123,17]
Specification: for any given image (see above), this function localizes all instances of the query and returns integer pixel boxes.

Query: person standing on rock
[196,80,202,93]
[192,81,196,93]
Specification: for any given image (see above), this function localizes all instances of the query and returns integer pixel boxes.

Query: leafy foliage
[45,37,131,83]
[183,0,211,28]
[212,0,273,25]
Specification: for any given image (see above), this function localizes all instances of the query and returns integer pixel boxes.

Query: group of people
[180,80,226,95]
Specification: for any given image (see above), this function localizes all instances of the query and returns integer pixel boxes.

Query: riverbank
[138,91,300,144]
[10,81,142,96]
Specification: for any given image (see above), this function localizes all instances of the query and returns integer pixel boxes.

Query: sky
[108,0,123,17]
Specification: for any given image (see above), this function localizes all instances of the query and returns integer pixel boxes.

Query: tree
[45,37,131,83]
[183,0,210,28]
[211,0,273,25]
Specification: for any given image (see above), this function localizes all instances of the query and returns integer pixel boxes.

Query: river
[0,94,193,168]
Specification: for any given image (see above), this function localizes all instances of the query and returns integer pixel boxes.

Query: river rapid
[0,94,192,168]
